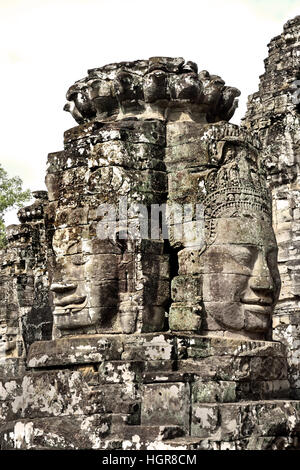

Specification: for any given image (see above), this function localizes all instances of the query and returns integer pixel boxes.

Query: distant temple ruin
[0,15,299,450]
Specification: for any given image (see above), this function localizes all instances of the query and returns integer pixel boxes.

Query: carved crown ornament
[197,125,272,245]
[64,57,241,124]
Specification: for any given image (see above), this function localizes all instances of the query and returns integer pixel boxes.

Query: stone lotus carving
[17,190,47,223]
[64,57,240,124]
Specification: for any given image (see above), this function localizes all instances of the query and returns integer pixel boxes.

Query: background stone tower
[243,15,300,397]
[0,191,52,377]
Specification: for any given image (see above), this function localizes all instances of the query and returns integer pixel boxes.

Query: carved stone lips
[50,283,77,293]
[53,295,87,314]
[241,297,273,308]
[54,294,86,307]
[241,302,273,314]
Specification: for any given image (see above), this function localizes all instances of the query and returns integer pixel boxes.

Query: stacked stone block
[0,333,299,450]
[0,191,52,377]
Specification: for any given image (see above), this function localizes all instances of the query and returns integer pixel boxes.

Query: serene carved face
[0,325,17,357]
[50,228,129,335]
[200,216,281,338]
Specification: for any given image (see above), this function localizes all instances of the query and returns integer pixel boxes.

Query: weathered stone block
[191,401,300,441]
[169,304,202,331]
[141,382,190,432]
[250,356,288,381]
[141,306,166,333]
[99,383,141,415]
[191,404,220,438]
[27,335,123,368]
[0,414,113,450]
[121,334,175,362]
[177,356,251,381]
[192,379,237,403]
[171,276,202,302]
[0,369,105,423]
[98,360,144,384]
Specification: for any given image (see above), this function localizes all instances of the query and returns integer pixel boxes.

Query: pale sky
[1,0,299,225]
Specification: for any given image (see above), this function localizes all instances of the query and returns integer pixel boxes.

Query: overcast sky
[1,0,299,225]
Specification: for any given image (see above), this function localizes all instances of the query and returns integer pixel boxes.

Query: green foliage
[0,164,31,249]
[0,219,6,249]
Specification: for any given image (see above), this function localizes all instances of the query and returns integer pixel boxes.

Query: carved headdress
[200,124,272,245]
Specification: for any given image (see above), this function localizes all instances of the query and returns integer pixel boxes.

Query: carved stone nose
[249,274,274,292]
[247,276,275,306]
[250,252,274,290]
[50,283,77,293]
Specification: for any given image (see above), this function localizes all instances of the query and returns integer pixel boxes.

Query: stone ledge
[27,334,125,367]
[175,334,287,358]
[0,417,185,450]
[2,400,300,450]
[27,333,287,368]
[162,435,300,450]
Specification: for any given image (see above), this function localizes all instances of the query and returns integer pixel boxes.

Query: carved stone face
[200,216,281,338]
[50,228,130,335]
[0,325,18,357]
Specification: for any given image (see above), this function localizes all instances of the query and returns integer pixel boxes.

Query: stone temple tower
[243,15,300,397]
[47,57,243,340]
[1,18,300,449]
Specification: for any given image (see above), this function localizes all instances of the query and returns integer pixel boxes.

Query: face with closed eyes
[199,216,281,339]
[50,227,129,336]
